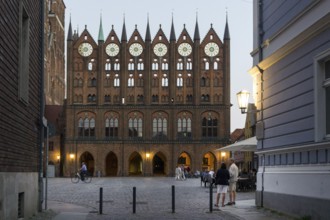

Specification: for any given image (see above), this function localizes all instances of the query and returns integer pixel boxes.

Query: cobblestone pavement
[30,177,294,220]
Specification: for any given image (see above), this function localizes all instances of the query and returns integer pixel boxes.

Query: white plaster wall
[257,164,330,200]
[0,172,39,220]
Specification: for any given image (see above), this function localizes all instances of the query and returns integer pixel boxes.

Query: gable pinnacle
[67,15,73,41]
[98,13,104,41]
[145,16,151,42]
[170,15,176,42]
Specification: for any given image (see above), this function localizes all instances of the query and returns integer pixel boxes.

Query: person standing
[214,163,230,207]
[227,158,239,205]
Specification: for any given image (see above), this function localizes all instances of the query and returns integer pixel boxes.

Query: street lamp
[236,90,250,114]
[69,153,75,172]
[69,153,74,160]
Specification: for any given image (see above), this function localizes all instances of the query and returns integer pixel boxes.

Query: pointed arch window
[152,117,168,138]
[138,62,144,70]
[128,116,143,137]
[128,62,134,70]
[78,117,95,137]
[105,62,111,71]
[128,76,134,87]
[177,116,192,138]
[152,62,159,70]
[162,75,168,87]
[202,116,218,138]
[177,74,183,87]
[105,117,118,137]
[214,61,218,70]
[186,61,192,70]
[114,77,120,87]
[205,62,209,70]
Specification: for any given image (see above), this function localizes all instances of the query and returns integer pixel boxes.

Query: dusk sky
[64,0,254,132]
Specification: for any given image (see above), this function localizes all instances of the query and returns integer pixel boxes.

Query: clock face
[178,43,192,57]
[204,42,219,57]
[153,43,168,57]
[129,43,143,56]
[78,42,93,57]
[105,43,119,57]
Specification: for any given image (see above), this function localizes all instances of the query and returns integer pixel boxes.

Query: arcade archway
[202,152,216,172]
[105,152,118,176]
[129,152,143,175]
[80,151,94,175]
[153,152,166,175]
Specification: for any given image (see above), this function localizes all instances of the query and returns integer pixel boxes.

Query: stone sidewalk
[29,177,294,220]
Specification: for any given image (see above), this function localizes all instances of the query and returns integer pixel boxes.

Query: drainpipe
[257,0,265,208]
[38,0,45,212]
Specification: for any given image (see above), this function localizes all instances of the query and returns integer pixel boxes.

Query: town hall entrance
[106,151,118,176]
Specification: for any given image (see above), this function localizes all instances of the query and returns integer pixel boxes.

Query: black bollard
[133,187,136,213]
[209,184,213,212]
[172,185,175,213]
[99,187,103,214]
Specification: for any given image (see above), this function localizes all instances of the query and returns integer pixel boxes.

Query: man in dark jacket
[215,163,230,207]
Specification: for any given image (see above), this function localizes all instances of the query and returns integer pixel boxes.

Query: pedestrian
[180,165,186,180]
[227,158,239,205]
[175,165,181,180]
[214,163,230,207]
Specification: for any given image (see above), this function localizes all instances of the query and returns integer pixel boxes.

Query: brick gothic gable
[65,19,231,177]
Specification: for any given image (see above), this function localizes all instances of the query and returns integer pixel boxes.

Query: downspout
[38,0,45,212]
[257,0,265,208]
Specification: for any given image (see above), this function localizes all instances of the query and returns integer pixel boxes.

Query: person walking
[227,158,239,205]
[175,165,181,180]
[214,163,230,207]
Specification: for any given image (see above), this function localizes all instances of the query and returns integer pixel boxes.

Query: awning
[217,136,257,152]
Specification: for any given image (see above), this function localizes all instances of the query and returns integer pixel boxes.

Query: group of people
[214,158,239,208]
[175,165,187,180]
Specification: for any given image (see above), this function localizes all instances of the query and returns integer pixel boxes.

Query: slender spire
[98,13,104,41]
[224,11,230,40]
[67,15,73,41]
[194,12,200,41]
[145,15,151,42]
[121,15,127,42]
[170,14,176,42]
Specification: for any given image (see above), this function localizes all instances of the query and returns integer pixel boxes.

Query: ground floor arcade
[63,143,227,177]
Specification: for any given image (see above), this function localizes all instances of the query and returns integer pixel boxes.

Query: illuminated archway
[129,152,143,175]
[177,152,191,168]
[202,152,216,172]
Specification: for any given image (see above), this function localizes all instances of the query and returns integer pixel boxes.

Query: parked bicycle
[71,171,92,183]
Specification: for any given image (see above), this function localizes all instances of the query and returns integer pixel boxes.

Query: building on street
[250,0,330,219]
[0,0,44,219]
[64,16,232,177]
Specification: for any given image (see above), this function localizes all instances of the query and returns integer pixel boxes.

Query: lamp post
[236,90,250,114]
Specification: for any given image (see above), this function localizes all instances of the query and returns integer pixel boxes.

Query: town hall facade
[64,17,231,177]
